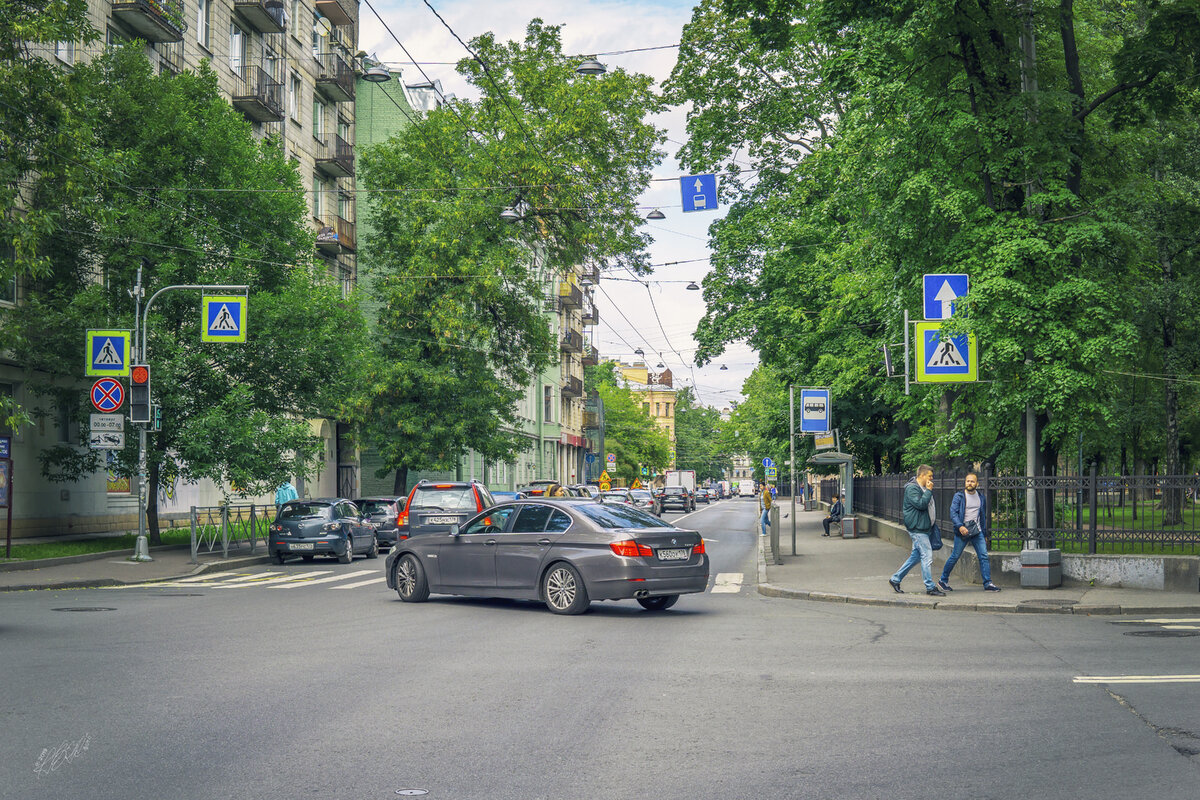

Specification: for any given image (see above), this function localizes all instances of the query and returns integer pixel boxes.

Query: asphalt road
[2,498,1197,799]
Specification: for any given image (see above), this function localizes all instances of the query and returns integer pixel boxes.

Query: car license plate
[657,548,689,561]
[290,543,315,551]
[426,516,457,524]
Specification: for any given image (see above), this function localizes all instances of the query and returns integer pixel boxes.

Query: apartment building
[616,361,678,468]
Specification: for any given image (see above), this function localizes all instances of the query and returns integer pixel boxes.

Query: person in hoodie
[889,465,945,596]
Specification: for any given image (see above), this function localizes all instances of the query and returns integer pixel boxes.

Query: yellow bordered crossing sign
[201,296,247,343]
[914,322,978,383]
[86,330,131,377]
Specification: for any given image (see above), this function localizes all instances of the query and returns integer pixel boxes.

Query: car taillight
[610,540,653,557]
[693,540,706,555]
[399,512,408,526]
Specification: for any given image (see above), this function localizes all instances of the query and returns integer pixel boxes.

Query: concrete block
[1021,548,1062,589]
[841,517,858,539]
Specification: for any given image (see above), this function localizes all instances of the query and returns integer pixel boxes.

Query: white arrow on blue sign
[923,274,969,320]
[762,457,775,468]
[680,174,718,213]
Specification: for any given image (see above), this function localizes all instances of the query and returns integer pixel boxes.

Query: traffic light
[130,364,150,424]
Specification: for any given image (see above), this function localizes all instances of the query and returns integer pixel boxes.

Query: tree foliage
[356,20,665,493]
[585,362,671,485]
[673,387,732,482]
[668,0,1200,476]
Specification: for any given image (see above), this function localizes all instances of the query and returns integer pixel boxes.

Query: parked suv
[354,496,406,550]
[400,480,496,539]
[659,486,695,512]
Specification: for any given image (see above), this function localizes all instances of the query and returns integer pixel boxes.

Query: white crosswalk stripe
[710,572,744,593]
[268,569,376,588]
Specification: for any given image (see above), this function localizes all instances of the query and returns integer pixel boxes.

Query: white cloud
[362,0,759,407]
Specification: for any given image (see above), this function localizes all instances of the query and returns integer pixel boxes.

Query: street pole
[789,384,796,555]
[904,310,910,395]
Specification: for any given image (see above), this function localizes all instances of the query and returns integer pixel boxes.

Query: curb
[0,543,193,573]
[0,554,273,593]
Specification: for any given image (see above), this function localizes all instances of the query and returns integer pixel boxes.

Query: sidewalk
[758,508,1200,615]
[0,542,271,592]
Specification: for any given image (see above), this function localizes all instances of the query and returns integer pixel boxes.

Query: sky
[358,0,760,410]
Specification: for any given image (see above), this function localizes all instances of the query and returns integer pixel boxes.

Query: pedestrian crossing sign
[914,322,978,383]
[201,296,247,343]
[86,330,131,377]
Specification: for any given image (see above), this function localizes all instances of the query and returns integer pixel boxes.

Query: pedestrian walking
[889,465,944,596]
[937,472,1001,592]
[821,491,844,536]
[760,486,773,536]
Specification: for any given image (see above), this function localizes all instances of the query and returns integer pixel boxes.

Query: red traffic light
[131,365,149,385]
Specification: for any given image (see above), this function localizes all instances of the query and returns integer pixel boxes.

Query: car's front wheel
[395,553,429,602]
[543,562,589,615]
[637,594,679,611]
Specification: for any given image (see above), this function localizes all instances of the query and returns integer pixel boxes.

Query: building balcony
[111,0,185,43]
[581,344,599,367]
[315,52,355,103]
[582,302,599,325]
[314,0,353,26]
[586,264,600,283]
[234,0,286,34]
[561,329,583,353]
[558,282,582,309]
[583,411,598,429]
[315,134,354,178]
[315,216,355,254]
[231,66,284,122]
[562,376,584,398]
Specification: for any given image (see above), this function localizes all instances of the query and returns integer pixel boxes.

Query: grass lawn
[2,528,194,562]
[990,539,1200,555]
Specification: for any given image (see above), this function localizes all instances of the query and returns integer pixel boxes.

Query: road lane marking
[219,571,284,583]
[268,569,376,588]
[1073,675,1200,684]
[165,572,240,583]
[331,577,387,589]
[711,572,743,593]
[210,572,331,587]
[1137,618,1200,624]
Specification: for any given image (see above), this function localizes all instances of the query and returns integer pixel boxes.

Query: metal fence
[852,470,1200,554]
[189,504,273,563]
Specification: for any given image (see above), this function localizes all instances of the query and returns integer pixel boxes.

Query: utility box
[1020,548,1062,588]
[841,517,858,539]
[804,500,816,512]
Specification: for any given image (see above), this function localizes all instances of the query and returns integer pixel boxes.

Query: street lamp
[358,52,391,83]
[720,364,728,370]
[686,281,700,290]
[646,208,665,220]
[634,348,644,357]
[576,57,607,76]
[499,206,522,223]
[580,277,594,288]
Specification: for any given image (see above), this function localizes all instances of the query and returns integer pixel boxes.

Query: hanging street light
[686,281,700,290]
[634,348,645,357]
[499,206,522,223]
[646,208,666,220]
[720,364,728,370]
[576,57,607,76]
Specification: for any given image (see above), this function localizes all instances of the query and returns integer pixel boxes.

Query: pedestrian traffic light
[130,364,150,424]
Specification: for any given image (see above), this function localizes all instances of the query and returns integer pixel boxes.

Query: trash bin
[840,517,858,539]
[804,500,815,512]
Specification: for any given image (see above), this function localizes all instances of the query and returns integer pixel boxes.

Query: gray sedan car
[384,499,709,614]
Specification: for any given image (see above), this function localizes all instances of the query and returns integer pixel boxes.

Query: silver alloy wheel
[545,566,577,611]
[397,557,416,599]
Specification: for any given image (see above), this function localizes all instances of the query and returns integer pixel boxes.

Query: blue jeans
[760,508,770,536]
[892,531,935,591]
[940,529,992,584]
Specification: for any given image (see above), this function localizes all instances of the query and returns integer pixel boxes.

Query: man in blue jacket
[889,465,944,595]
[937,472,1001,592]
[821,492,844,536]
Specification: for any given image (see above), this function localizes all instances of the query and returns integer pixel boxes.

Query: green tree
[2,46,366,541]
[673,387,731,483]
[585,362,671,484]
[356,19,665,493]
[668,0,1200,477]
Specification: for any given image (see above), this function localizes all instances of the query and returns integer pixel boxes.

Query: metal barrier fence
[852,470,1200,553]
[189,504,273,563]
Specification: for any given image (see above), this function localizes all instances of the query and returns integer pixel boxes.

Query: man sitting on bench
[822,492,845,537]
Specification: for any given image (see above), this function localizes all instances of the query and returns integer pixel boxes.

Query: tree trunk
[392,466,409,497]
[146,455,161,546]
[1161,249,1183,525]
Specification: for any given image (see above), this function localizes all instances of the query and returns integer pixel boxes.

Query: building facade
[615,361,678,468]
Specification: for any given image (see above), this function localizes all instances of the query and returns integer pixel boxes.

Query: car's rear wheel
[274,552,286,565]
[338,539,353,564]
[395,554,429,602]
[637,594,679,612]
[366,535,379,559]
[543,563,589,615]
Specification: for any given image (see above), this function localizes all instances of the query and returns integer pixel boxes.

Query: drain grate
[52,607,116,612]
[1124,630,1200,638]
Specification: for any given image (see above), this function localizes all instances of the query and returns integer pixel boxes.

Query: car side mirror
[449,524,460,537]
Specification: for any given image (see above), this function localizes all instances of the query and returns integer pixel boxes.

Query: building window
[312,175,324,218]
[665,403,671,416]
[643,402,650,414]
[54,40,74,64]
[290,0,301,38]
[196,0,210,49]
[312,97,325,140]
[289,72,301,121]
[337,191,350,221]
[337,118,350,142]
[56,400,77,444]
[544,386,553,421]
[312,12,327,58]
[339,262,354,298]
[230,22,246,73]
[655,402,661,416]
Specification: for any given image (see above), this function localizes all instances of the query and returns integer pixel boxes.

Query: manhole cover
[1019,599,1078,607]
[396,791,429,797]
[1123,630,1200,638]
[52,607,116,612]
[151,593,204,597]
